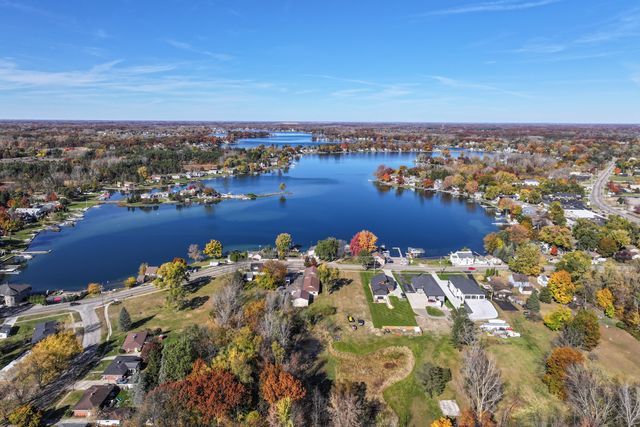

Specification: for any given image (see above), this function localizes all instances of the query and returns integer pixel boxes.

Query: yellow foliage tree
[548,270,576,305]
[204,239,223,258]
[21,331,81,385]
[87,282,101,295]
[431,417,454,427]
[596,288,615,318]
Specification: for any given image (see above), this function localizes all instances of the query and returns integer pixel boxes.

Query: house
[31,320,58,344]
[520,285,535,296]
[410,275,445,306]
[291,289,311,308]
[523,179,540,187]
[102,356,142,383]
[0,324,12,339]
[371,251,386,267]
[449,250,475,266]
[0,283,31,306]
[121,331,148,353]
[537,274,549,287]
[370,273,397,303]
[73,384,118,418]
[302,266,320,296]
[508,274,530,291]
[448,275,486,301]
[441,275,498,320]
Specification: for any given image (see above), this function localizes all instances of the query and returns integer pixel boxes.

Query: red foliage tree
[349,230,378,257]
[259,363,306,405]
[163,364,245,423]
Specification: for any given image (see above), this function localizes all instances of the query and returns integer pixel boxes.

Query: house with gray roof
[31,320,58,344]
[410,275,445,306]
[73,384,118,418]
[370,273,397,304]
[102,355,142,382]
[0,284,31,307]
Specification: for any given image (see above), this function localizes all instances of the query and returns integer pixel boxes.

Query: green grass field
[360,272,417,328]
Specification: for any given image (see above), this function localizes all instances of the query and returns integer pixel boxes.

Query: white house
[449,250,475,266]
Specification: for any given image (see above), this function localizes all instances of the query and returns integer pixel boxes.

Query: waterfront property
[0,284,31,307]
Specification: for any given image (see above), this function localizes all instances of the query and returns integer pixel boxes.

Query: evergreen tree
[417,362,452,397]
[119,307,132,332]
[539,286,553,304]
[526,290,541,312]
[451,308,477,348]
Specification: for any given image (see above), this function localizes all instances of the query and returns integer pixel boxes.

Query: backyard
[360,272,417,328]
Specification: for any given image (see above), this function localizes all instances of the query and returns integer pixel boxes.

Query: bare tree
[461,344,504,417]
[210,276,243,328]
[329,382,370,427]
[616,383,640,427]
[309,386,329,427]
[187,244,202,262]
[565,364,615,427]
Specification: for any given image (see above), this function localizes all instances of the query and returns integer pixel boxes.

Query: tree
[119,307,132,332]
[508,243,544,276]
[19,331,82,386]
[525,290,540,313]
[317,264,340,288]
[315,237,340,261]
[8,404,42,427]
[538,226,573,250]
[204,239,223,258]
[259,363,306,405]
[188,244,202,262]
[158,326,214,384]
[155,258,188,309]
[163,364,246,424]
[543,346,584,399]
[349,230,378,257]
[596,288,615,318]
[417,362,452,397]
[124,276,137,288]
[279,182,287,191]
[569,309,600,351]
[451,308,477,348]
[615,382,640,427]
[431,418,454,427]
[483,233,504,255]
[358,251,374,269]
[211,274,243,328]
[461,344,503,417]
[549,201,566,226]
[548,270,576,304]
[256,260,287,290]
[87,282,101,295]
[137,165,149,181]
[565,364,615,426]
[539,286,553,303]
[328,382,373,427]
[506,224,531,245]
[556,251,591,283]
[272,233,291,259]
[598,236,619,257]
[543,307,573,331]
[573,219,603,251]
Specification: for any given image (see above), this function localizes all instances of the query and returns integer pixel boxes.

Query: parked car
[70,301,81,306]
[347,315,355,323]
[357,319,365,326]
[350,325,357,331]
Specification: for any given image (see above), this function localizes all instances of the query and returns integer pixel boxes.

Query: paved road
[590,160,640,225]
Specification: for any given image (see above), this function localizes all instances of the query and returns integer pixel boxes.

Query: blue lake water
[233,132,333,149]
[12,152,496,292]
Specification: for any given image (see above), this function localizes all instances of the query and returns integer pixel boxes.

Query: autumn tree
[124,276,137,288]
[256,260,287,290]
[259,363,306,405]
[596,288,615,318]
[508,243,544,276]
[549,201,566,226]
[556,251,591,283]
[349,230,378,257]
[431,418,454,427]
[538,226,573,250]
[543,306,573,331]
[155,258,188,309]
[275,233,292,259]
[483,232,504,255]
[506,224,531,245]
[163,364,246,424]
[543,346,585,399]
[569,309,600,351]
[19,331,82,386]
[317,264,340,288]
[87,282,101,295]
[204,239,223,258]
[548,270,576,304]
[137,165,149,181]
[8,404,42,427]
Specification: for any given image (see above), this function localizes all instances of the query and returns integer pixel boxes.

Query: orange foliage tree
[542,347,584,399]
[259,363,306,405]
[164,363,246,423]
[349,230,378,256]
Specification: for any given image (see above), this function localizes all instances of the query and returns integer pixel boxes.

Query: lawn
[104,277,224,353]
[330,333,459,426]
[360,272,417,328]
[426,307,445,317]
[0,312,73,369]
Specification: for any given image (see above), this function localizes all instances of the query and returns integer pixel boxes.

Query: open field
[360,272,417,328]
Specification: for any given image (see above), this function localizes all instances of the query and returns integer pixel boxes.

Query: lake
[233,132,333,149]
[12,152,496,292]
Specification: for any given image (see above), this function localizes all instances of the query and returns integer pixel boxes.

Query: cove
[12,152,496,292]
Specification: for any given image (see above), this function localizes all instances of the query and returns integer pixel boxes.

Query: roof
[452,250,474,259]
[302,266,320,293]
[411,275,445,297]
[122,331,148,351]
[103,356,142,376]
[0,283,31,296]
[32,320,57,344]
[291,289,311,301]
[510,274,529,283]
[145,266,159,276]
[370,274,396,296]
[73,384,117,411]
[0,324,12,335]
[449,275,484,296]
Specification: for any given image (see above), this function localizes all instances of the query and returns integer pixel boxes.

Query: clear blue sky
[0,0,639,123]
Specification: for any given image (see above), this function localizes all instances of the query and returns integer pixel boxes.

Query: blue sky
[0,0,639,123]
